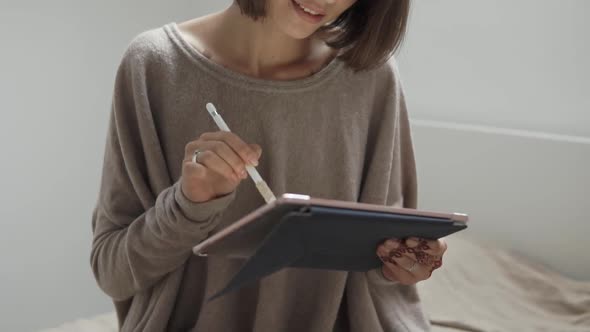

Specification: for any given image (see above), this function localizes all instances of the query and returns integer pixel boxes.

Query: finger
[200,141,248,179]
[388,254,431,281]
[405,237,420,248]
[391,242,442,267]
[383,238,401,252]
[376,245,390,262]
[382,261,418,285]
[192,149,240,182]
[393,243,420,255]
[405,237,430,249]
[420,254,443,274]
[406,237,447,256]
[431,256,444,271]
[377,239,400,261]
[249,144,262,159]
[184,141,202,162]
[200,132,259,166]
[420,238,447,256]
[413,251,438,266]
[414,250,446,269]
[431,239,448,255]
[395,249,424,264]
[388,253,416,271]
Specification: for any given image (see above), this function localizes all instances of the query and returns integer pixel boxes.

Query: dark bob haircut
[235,0,411,71]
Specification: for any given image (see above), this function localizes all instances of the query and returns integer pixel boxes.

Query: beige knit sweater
[91,23,431,332]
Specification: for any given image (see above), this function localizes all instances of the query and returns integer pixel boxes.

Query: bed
[41,235,590,332]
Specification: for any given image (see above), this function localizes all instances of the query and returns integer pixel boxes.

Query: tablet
[193,193,468,258]
[192,193,468,300]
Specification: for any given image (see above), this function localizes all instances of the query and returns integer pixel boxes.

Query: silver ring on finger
[192,149,203,164]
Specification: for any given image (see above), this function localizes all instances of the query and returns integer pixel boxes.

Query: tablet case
[200,203,467,301]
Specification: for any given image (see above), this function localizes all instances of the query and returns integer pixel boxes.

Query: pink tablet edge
[192,193,468,256]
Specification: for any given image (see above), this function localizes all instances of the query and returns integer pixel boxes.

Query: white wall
[397,0,590,280]
[0,1,229,331]
[0,0,587,331]
[397,0,590,137]
[411,122,590,280]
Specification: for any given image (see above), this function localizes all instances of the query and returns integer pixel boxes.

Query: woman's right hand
[181,131,262,203]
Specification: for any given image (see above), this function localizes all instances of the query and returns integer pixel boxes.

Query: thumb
[249,144,262,159]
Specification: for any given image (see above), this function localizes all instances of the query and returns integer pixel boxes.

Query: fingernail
[377,247,388,257]
[385,239,400,250]
[248,154,259,166]
[406,238,419,247]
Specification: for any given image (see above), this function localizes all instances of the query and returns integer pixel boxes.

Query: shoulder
[339,57,403,90]
[372,58,403,90]
[337,57,404,104]
[119,24,177,71]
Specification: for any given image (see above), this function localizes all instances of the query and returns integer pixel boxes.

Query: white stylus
[205,103,277,204]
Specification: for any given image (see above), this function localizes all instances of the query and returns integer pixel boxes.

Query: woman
[91,0,447,331]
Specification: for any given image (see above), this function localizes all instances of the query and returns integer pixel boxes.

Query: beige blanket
[43,236,590,332]
[420,235,590,332]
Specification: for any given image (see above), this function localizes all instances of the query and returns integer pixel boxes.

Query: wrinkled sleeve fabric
[90,37,234,301]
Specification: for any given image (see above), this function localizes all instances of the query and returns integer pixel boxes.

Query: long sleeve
[346,60,430,332]
[90,38,234,301]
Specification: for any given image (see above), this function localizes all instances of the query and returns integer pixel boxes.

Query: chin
[283,26,317,40]
[279,18,323,40]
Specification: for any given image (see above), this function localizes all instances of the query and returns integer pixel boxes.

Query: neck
[212,4,321,78]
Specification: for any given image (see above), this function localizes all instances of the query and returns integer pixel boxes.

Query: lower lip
[290,0,325,24]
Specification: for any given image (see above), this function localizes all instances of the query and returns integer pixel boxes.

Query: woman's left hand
[375,237,447,285]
